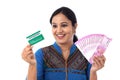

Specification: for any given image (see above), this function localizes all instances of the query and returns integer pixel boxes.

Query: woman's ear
[75,23,78,29]
[73,23,78,33]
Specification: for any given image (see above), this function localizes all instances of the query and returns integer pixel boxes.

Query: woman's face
[51,13,76,45]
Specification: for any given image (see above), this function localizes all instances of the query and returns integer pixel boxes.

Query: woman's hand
[21,45,36,65]
[91,55,106,72]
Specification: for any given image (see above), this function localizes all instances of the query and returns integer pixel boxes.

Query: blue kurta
[35,42,92,80]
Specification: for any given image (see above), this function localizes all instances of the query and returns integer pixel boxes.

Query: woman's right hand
[22,45,36,65]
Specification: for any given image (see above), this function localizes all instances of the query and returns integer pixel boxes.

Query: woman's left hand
[91,55,106,72]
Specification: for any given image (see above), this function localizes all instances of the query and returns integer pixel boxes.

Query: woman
[22,6,106,80]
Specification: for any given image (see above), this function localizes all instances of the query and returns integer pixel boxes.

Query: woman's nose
[57,27,63,33]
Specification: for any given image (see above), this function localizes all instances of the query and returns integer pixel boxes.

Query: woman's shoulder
[35,44,53,56]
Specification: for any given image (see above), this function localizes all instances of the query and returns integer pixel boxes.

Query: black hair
[50,6,78,43]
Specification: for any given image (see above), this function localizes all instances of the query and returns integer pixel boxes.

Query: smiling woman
[21,6,106,80]
[51,13,76,46]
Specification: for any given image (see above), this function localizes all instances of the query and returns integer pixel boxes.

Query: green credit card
[26,30,44,45]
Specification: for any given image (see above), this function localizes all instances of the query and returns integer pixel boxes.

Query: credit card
[26,30,44,45]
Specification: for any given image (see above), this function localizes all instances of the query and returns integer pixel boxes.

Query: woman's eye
[52,25,57,28]
[62,24,67,27]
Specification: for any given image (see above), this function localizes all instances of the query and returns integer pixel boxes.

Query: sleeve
[86,62,92,80]
[35,49,44,80]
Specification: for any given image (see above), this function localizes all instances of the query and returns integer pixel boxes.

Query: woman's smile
[56,34,66,39]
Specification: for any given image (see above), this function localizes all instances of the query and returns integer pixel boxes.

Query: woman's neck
[57,41,73,51]
[57,42,73,61]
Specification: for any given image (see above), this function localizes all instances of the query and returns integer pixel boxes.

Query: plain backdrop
[0,0,120,80]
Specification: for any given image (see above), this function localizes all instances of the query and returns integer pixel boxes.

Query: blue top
[35,42,92,80]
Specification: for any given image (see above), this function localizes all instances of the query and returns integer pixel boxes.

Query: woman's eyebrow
[61,22,68,24]
[51,22,56,25]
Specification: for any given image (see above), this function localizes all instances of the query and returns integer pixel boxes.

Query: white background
[0,0,120,80]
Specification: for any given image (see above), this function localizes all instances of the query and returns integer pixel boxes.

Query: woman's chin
[56,41,67,45]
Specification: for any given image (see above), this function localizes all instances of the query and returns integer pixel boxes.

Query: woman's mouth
[56,34,65,39]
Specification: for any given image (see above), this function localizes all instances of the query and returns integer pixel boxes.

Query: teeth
[57,34,64,37]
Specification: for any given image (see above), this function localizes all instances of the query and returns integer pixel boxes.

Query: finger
[25,45,33,52]
[93,56,101,67]
[95,55,105,68]
[22,47,32,56]
[24,50,33,58]
[101,55,106,61]
[22,50,33,60]
[98,55,106,66]
[27,53,35,60]
[26,53,35,64]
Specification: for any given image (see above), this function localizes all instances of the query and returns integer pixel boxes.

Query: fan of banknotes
[75,34,112,64]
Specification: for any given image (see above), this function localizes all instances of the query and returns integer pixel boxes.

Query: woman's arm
[90,70,97,80]
[22,45,37,80]
[27,64,37,80]
[90,55,106,80]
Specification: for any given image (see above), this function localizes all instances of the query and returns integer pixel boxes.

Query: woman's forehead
[51,13,71,24]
